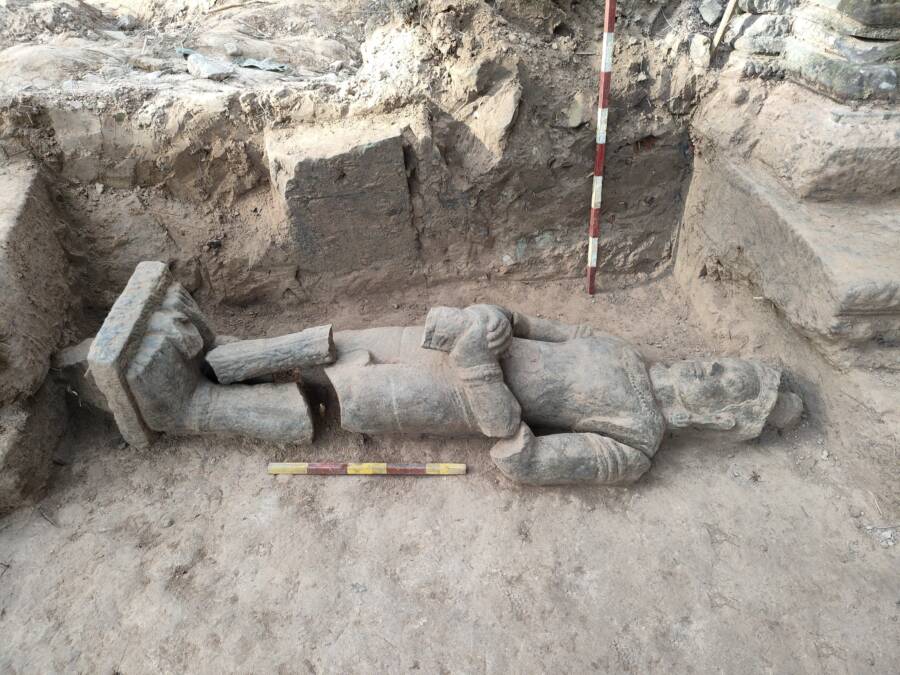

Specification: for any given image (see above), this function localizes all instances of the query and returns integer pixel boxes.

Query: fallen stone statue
[58,262,803,486]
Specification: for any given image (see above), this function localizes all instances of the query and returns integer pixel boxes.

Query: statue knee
[491,423,650,486]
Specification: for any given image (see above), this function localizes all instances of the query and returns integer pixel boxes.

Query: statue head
[649,358,784,440]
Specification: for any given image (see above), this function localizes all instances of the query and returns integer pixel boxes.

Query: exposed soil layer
[0,0,704,307]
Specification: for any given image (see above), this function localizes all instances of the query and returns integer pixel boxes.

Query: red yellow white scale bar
[268,462,467,476]
[587,0,617,295]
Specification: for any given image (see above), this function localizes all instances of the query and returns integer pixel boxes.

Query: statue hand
[465,304,513,356]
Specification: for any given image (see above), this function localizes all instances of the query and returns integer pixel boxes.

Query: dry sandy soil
[1,275,897,673]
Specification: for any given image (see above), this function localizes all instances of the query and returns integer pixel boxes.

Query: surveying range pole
[587,0,617,295]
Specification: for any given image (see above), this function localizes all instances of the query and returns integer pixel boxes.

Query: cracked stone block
[0,381,68,515]
[266,120,418,278]
[0,162,70,405]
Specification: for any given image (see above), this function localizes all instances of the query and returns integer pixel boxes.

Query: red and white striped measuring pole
[586,0,617,295]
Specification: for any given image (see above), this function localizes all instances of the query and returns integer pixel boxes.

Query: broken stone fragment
[453,77,522,177]
[205,325,336,385]
[0,382,68,515]
[186,53,234,81]
[767,391,803,429]
[116,14,138,31]
[88,262,316,446]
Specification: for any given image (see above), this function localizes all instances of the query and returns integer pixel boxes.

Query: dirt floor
[1,276,897,673]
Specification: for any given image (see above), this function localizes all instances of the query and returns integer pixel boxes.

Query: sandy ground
[1,276,897,673]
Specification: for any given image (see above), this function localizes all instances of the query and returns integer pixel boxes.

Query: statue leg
[180,380,314,444]
[490,423,651,486]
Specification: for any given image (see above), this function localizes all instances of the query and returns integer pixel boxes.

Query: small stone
[731,87,749,104]
[690,34,712,69]
[94,182,105,195]
[186,53,234,81]
[224,42,243,57]
[699,0,724,25]
[330,60,345,72]
[116,14,138,31]
[563,91,592,128]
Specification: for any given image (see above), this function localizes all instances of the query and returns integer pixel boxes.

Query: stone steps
[678,153,900,369]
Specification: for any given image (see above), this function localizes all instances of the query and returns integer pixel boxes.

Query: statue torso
[327,327,665,456]
[501,335,666,457]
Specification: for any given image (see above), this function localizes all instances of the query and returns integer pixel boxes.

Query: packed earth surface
[0,0,898,672]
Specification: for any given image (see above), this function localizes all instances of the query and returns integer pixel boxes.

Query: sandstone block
[784,35,898,101]
[809,0,900,28]
[694,81,900,200]
[0,381,68,515]
[0,163,70,404]
[186,53,233,80]
[87,261,172,447]
[700,0,724,25]
[266,120,418,278]
[679,155,900,369]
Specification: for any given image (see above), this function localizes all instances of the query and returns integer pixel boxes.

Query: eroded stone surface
[694,80,900,201]
[266,119,418,279]
[0,162,70,404]
[87,261,172,446]
[785,2,900,100]
[678,153,900,369]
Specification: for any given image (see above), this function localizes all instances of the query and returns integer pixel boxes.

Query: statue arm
[490,423,650,486]
[421,305,520,438]
[510,312,595,342]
